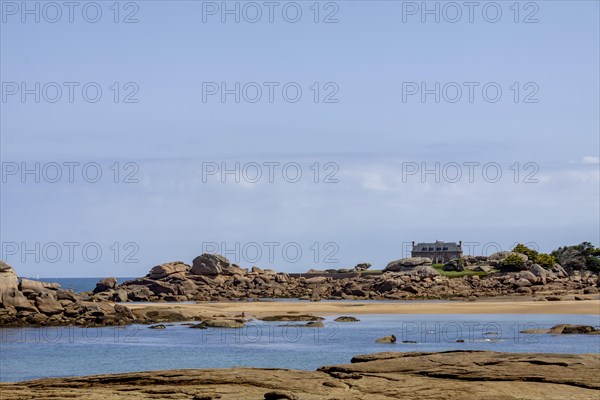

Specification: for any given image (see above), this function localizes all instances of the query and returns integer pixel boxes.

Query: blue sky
[1,1,599,277]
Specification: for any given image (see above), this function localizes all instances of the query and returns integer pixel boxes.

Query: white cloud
[582,156,600,164]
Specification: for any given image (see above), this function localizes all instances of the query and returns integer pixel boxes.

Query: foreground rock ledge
[1,351,598,399]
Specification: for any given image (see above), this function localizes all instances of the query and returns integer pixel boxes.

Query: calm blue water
[23,278,138,293]
[1,314,599,382]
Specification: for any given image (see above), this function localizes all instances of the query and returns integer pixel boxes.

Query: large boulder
[146,280,177,295]
[518,270,538,285]
[191,253,231,275]
[114,303,135,320]
[112,288,129,302]
[148,262,191,280]
[19,278,60,293]
[122,278,176,296]
[0,261,19,295]
[305,276,328,285]
[553,247,587,270]
[488,251,511,261]
[468,265,494,273]
[1,288,37,311]
[408,266,441,278]
[354,263,371,271]
[93,277,117,293]
[124,285,152,301]
[223,264,248,275]
[375,335,396,343]
[443,259,464,272]
[552,263,568,278]
[35,295,64,315]
[529,264,547,284]
[515,278,532,287]
[56,289,79,302]
[384,257,432,272]
[375,279,398,293]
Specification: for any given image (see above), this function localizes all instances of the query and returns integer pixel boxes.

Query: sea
[1,314,599,382]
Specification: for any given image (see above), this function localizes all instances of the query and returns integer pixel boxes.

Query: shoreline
[126,298,600,317]
[1,298,597,328]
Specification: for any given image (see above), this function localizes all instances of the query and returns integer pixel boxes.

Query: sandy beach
[126,298,600,318]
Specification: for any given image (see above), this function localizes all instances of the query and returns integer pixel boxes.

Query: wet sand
[126,298,600,317]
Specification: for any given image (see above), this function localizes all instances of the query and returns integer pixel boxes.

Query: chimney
[459,241,462,249]
[412,241,415,248]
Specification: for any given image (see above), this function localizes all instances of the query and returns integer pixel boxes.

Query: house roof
[413,241,461,252]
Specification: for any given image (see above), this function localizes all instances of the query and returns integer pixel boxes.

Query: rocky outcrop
[0,262,141,327]
[20,277,60,293]
[93,252,599,304]
[93,277,117,293]
[2,288,37,311]
[3,351,597,399]
[148,262,191,279]
[2,253,599,328]
[191,253,232,275]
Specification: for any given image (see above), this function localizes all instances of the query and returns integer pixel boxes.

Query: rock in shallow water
[334,316,359,322]
[375,335,396,343]
[260,315,324,322]
[198,319,245,328]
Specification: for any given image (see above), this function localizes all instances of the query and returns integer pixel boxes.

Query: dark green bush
[502,253,525,269]
[551,242,600,272]
[535,253,555,269]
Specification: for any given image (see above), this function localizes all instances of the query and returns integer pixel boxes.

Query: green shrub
[535,253,555,269]
[513,243,555,269]
[513,244,538,260]
[502,253,525,269]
